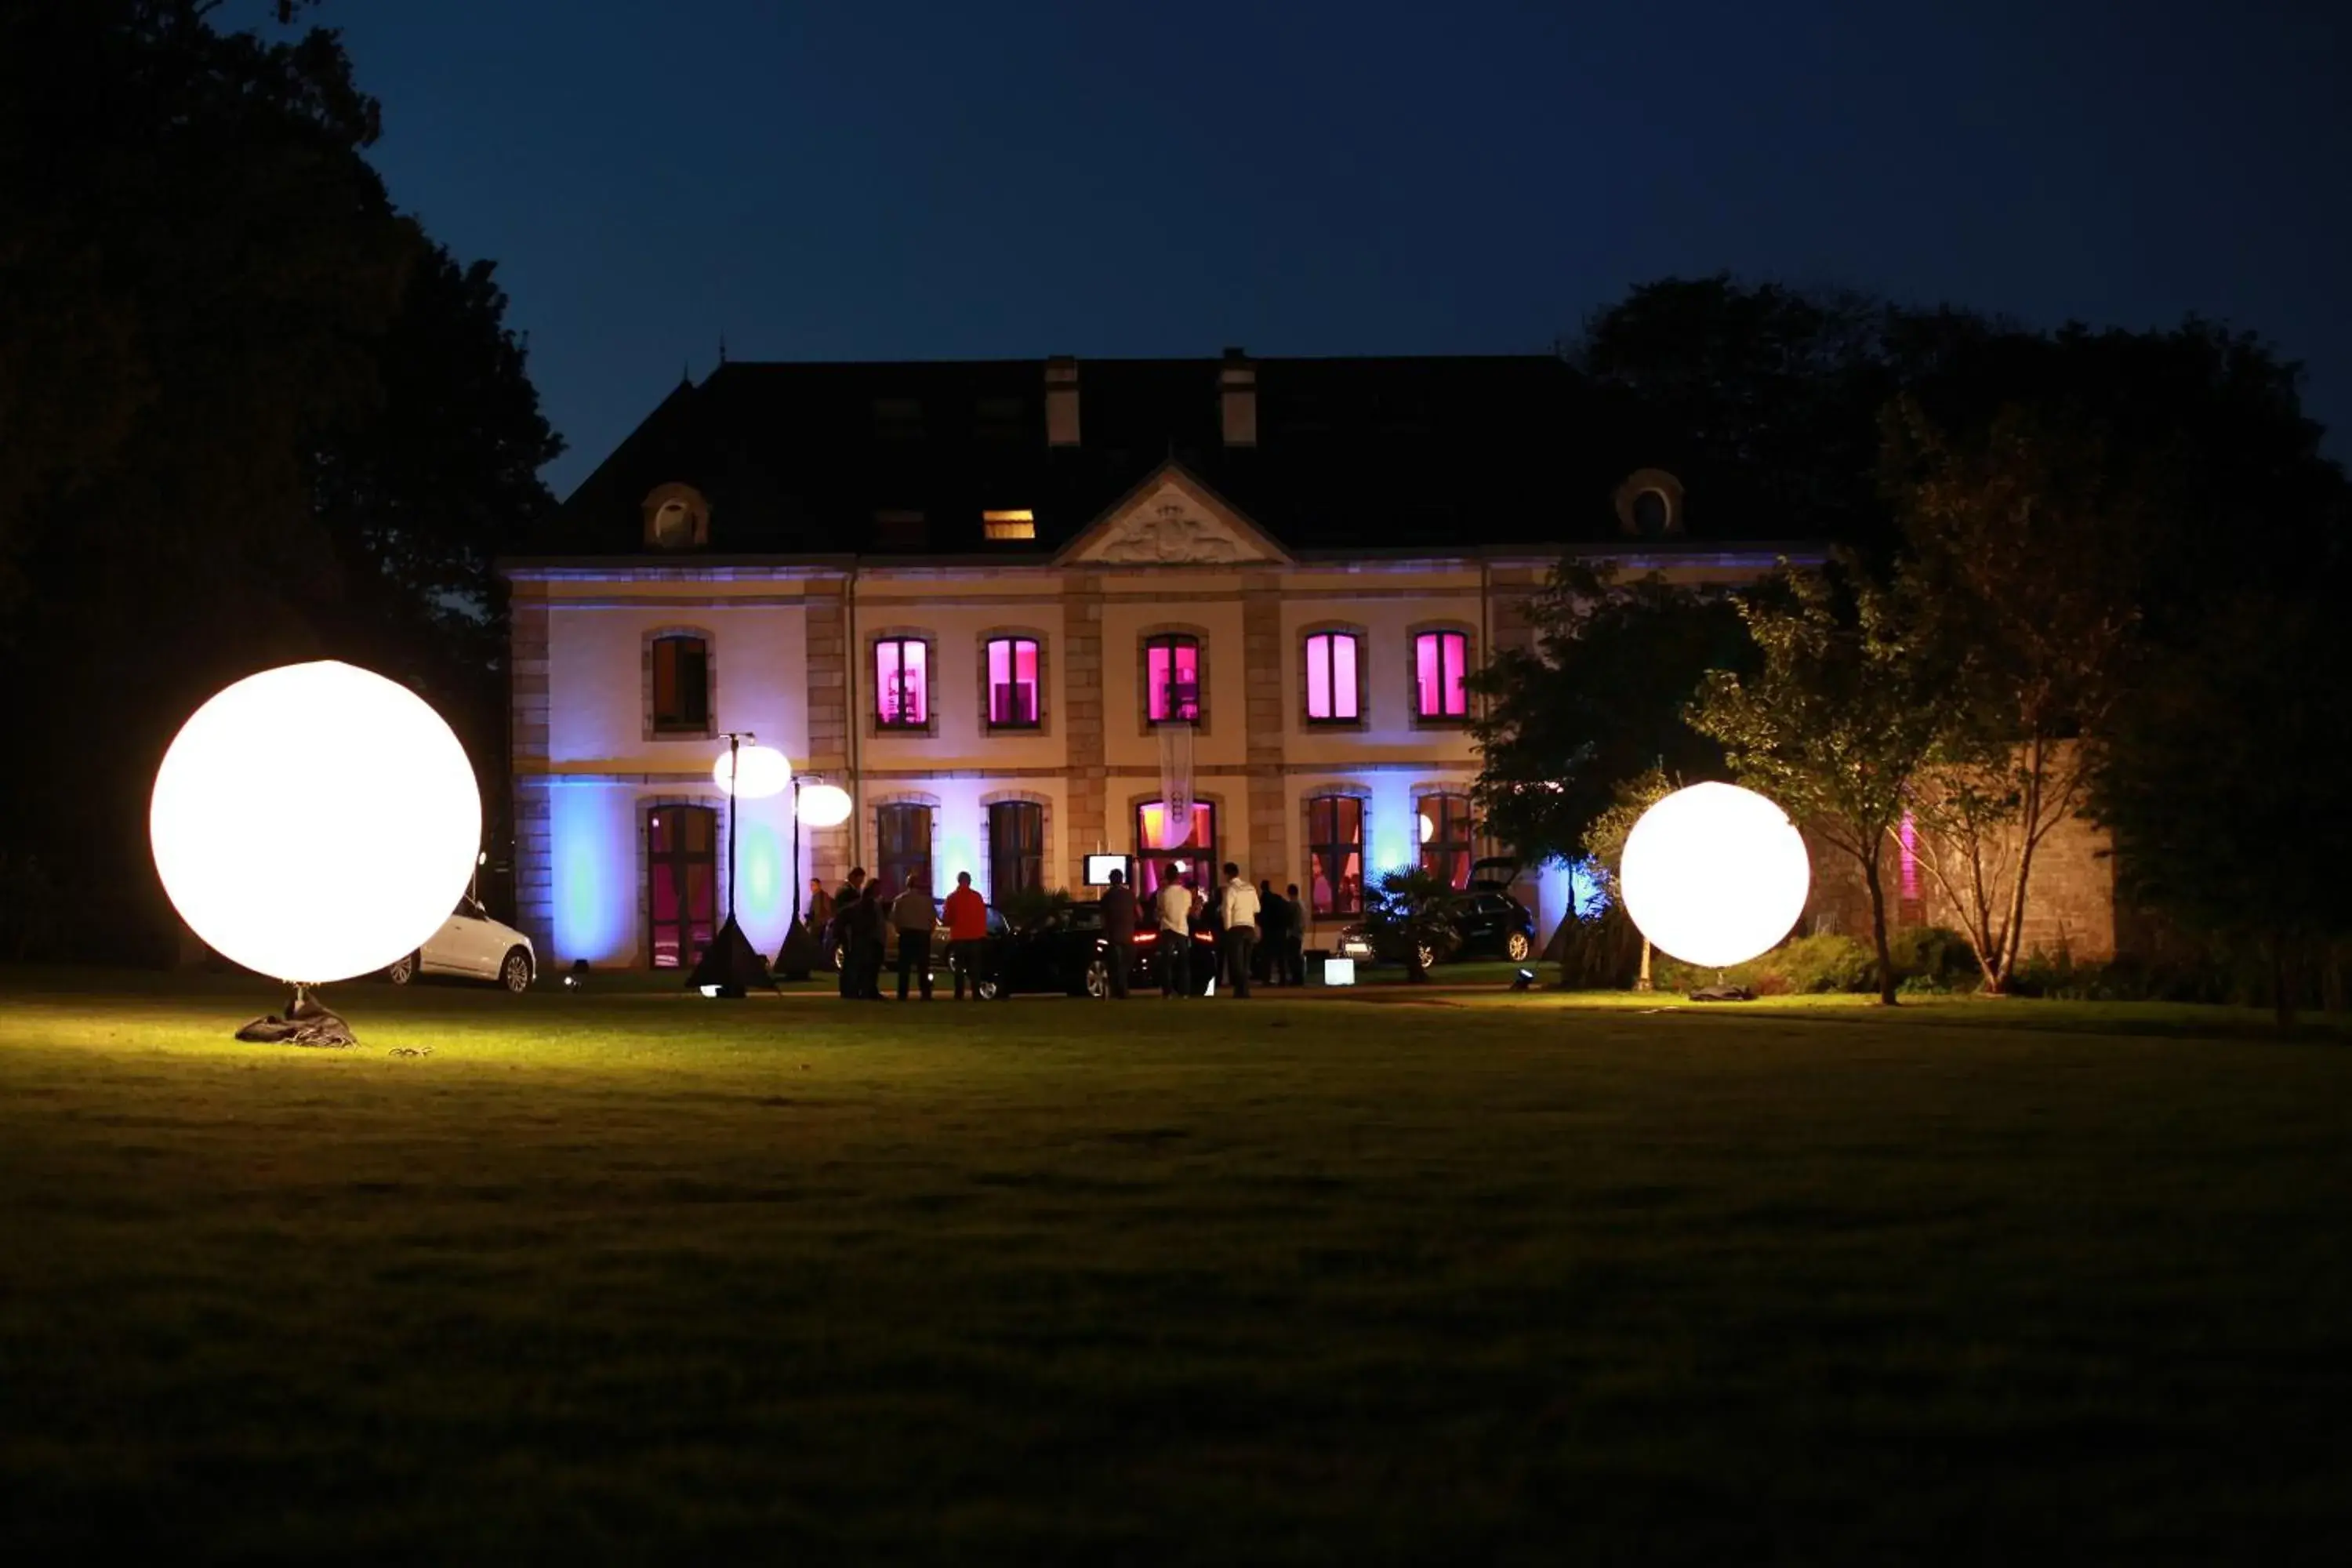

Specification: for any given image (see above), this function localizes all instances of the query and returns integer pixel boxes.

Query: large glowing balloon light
[797,782,854,828]
[713,743,791,799]
[1618,782,1811,969]
[150,662,482,982]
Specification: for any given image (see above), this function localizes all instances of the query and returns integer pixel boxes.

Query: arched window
[647,805,717,967]
[1145,634,1200,724]
[1303,630,1361,724]
[1413,630,1469,720]
[989,800,1044,898]
[1417,793,1475,889]
[875,803,933,900]
[986,636,1042,728]
[874,637,930,729]
[651,635,710,733]
[1305,795,1364,916]
[1134,799,1216,898]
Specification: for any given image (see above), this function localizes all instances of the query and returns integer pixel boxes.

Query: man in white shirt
[1219,862,1261,998]
[1155,868,1195,997]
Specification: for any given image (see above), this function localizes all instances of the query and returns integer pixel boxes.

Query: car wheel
[1504,931,1532,962]
[830,945,845,971]
[1414,942,1436,971]
[977,978,1004,1001]
[499,949,533,994]
[386,952,419,985]
[1083,958,1111,999]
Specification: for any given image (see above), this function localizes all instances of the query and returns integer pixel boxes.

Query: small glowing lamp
[1618,782,1809,969]
[149,661,481,983]
[713,743,791,799]
[797,782,853,827]
[1418,811,1435,844]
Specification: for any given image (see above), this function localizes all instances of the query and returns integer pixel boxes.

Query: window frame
[1410,626,1473,724]
[1300,626,1367,728]
[987,800,1046,902]
[1142,631,1203,728]
[648,631,713,737]
[873,800,935,902]
[1304,793,1367,918]
[1132,797,1218,901]
[870,633,935,734]
[1417,791,1475,890]
[982,633,1046,731]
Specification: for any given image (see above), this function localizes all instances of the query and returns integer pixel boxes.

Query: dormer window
[641,483,710,550]
[982,509,1036,542]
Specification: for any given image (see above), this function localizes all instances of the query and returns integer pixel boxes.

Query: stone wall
[509,583,553,956]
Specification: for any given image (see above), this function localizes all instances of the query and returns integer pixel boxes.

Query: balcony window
[651,634,709,733]
[1145,634,1200,724]
[1306,795,1364,917]
[1417,793,1475,890]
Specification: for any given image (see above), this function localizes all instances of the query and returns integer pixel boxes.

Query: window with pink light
[1306,795,1364,916]
[1134,800,1216,898]
[875,637,928,728]
[1303,631,1360,724]
[1145,634,1200,724]
[986,636,1040,728]
[1414,630,1468,720]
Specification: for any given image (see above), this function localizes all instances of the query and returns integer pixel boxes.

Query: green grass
[3,970,2349,1563]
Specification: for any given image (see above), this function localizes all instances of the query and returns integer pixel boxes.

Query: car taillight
[1132,933,1156,946]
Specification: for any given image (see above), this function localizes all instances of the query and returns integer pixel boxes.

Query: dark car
[981,899,1218,998]
[1341,868,1539,968]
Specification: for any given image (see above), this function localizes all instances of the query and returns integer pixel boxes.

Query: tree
[1359,869,1461,983]
[1883,400,2144,993]
[1690,563,1942,1005]
[2091,591,2352,1027]
[1471,563,1751,870]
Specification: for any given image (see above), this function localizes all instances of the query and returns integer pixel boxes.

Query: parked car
[980,899,1218,998]
[385,896,537,993]
[825,897,1009,978]
[1338,869,1538,969]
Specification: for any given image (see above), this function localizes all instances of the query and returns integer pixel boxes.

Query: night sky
[332,0,2350,496]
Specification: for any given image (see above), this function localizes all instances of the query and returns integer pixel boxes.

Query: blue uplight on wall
[551,783,631,963]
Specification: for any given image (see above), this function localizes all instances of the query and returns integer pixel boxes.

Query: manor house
[503,350,1807,970]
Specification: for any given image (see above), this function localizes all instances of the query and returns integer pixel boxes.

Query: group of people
[804,859,1310,1004]
[1095,863,1308,1000]
[809,866,994,1002]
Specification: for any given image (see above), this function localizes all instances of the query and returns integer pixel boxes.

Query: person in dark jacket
[829,867,866,997]
[1099,868,1137,999]
[1254,880,1283,984]
[848,882,888,1000]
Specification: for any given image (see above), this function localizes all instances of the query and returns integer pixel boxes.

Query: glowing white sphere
[713,743,791,799]
[150,661,481,982]
[1418,811,1435,844]
[1618,782,1810,969]
[797,782,853,828]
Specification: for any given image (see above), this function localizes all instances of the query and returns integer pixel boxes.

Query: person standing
[1099,867,1137,999]
[848,881,887,1000]
[1253,879,1282,984]
[890,876,938,1000]
[1283,882,1307,985]
[942,871,990,1000]
[1220,863,1261,998]
[1156,866,1193,997]
[805,877,834,936]
[830,867,867,997]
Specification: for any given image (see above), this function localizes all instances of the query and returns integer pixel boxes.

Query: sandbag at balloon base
[235,986,358,1047]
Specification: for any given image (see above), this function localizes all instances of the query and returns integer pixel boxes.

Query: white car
[385,896,537,993]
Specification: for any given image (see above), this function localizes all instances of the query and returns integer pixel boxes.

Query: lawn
[2,971,2348,1563]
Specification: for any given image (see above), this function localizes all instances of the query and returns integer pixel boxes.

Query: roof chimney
[1219,347,1257,447]
[1045,355,1080,447]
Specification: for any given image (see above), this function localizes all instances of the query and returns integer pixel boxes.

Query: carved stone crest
[1090,499,1246,564]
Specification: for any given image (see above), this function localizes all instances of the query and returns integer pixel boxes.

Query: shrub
[1653,932,1878,995]
[1887,925,1981,993]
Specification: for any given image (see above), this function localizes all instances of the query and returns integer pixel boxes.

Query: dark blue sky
[332,0,2349,497]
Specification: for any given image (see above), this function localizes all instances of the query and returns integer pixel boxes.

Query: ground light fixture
[149,660,482,1044]
[1617,782,1810,996]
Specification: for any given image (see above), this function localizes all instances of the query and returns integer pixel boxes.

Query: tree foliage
[1358,869,1461,983]
[1470,564,1749,869]
[0,0,558,957]
[1690,564,1941,1005]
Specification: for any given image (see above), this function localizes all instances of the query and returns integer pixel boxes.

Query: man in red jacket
[942,871,992,1000]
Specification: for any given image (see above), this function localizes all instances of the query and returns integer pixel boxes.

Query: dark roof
[536,353,1693,558]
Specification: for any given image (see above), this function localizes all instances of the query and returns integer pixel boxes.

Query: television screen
[1083,853,1128,887]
